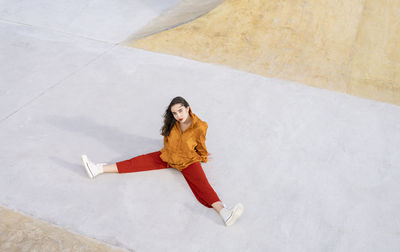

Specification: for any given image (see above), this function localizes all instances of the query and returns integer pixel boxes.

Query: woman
[81,96,243,226]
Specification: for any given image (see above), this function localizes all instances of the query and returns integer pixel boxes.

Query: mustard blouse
[160,110,208,171]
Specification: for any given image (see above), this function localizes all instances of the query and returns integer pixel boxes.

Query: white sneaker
[219,203,244,226]
[81,155,105,179]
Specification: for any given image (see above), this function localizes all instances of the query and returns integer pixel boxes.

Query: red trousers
[116,151,221,208]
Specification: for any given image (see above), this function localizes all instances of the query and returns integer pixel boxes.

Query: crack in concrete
[0,18,114,44]
[0,43,118,125]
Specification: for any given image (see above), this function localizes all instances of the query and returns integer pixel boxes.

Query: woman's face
[171,103,190,123]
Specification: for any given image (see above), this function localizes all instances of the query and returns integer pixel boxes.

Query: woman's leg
[82,151,168,178]
[211,201,224,213]
[103,163,118,173]
[181,162,244,226]
[116,151,168,173]
[181,162,221,209]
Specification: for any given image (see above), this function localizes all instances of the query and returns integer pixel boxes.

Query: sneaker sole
[81,155,94,179]
[226,203,244,226]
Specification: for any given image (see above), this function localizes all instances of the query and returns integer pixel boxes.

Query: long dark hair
[161,96,190,136]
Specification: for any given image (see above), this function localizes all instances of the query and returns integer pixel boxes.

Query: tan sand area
[0,206,127,251]
[130,0,400,106]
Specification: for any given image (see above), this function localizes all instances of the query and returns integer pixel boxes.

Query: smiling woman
[81,96,243,226]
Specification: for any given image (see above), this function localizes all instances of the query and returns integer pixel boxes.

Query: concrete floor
[1,1,400,251]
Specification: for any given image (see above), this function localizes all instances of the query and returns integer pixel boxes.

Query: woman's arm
[195,123,208,162]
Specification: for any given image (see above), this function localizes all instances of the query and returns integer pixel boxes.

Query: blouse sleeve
[163,135,168,147]
[195,122,208,162]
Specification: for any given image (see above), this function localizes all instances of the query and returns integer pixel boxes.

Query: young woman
[81,96,243,226]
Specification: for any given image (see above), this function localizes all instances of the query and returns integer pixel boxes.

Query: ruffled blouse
[160,110,208,171]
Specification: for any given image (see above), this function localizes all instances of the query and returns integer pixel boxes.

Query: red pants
[116,151,221,208]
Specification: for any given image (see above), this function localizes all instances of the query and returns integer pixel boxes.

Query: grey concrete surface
[0,0,179,42]
[125,0,224,40]
[1,1,400,252]
[0,20,112,121]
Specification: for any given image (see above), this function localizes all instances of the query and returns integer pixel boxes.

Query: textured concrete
[0,206,127,252]
[0,20,113,121]
[1,0,400,251]
[0,0,180,43]
[124,0,224,40]
[131,0,400,106]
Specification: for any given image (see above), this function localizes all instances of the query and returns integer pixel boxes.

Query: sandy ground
[0,206,127,252]
[131,0,400,106]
